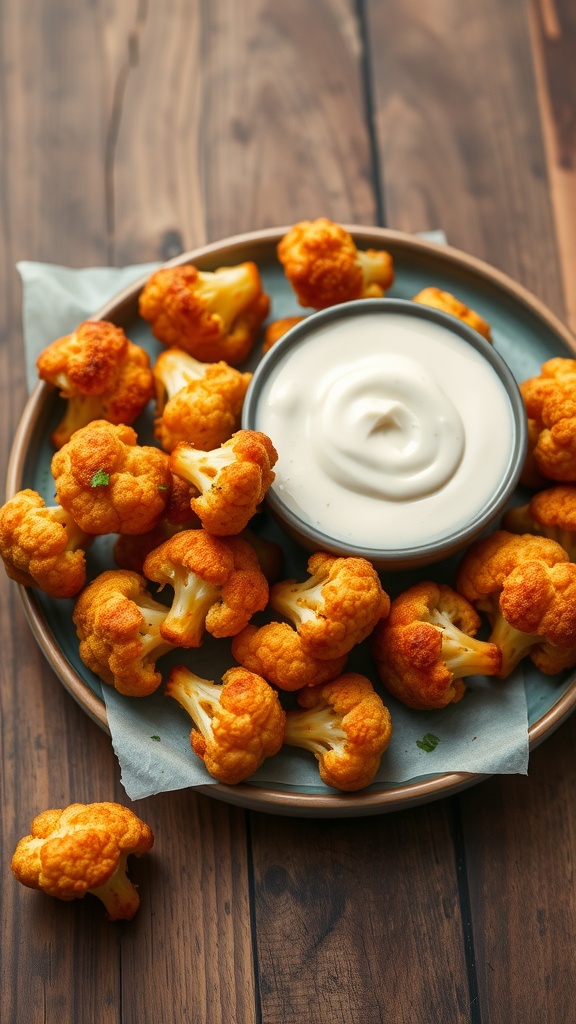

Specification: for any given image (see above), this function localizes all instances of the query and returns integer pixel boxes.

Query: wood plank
[250,804,471,1024]
[365,0,565,316]
[528,0,576,330]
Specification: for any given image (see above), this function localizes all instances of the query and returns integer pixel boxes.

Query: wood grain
[364,0,566,315]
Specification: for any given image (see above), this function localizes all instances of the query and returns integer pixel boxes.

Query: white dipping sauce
[253,311,515,550]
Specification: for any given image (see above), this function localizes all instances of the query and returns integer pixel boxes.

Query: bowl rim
[6,223,576,817]
[242,297,527,567]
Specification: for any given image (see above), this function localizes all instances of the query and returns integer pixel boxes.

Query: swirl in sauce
[311,354,464,500]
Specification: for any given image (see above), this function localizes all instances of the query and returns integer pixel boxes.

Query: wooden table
[2,2,575,1021]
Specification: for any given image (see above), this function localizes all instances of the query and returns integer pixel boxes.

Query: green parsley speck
[90,469,110,488]
[416,733,440,753]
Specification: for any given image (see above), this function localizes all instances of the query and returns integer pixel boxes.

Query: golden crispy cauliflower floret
[283,673,392,791]
[0,488,92,598]
[262,316,305,354]
[277,218,394,310]
[153,347,251,453]
[412,287,492,341]
[143,529,269,647]
[372,581,502,710]
[73,569,173,696]
[520,359,576,482]
[12,801,154,921]
[166,664,286,784]
[503,485,576,561]
[138,262,270,365]
[36,320,154,449]
[170,429,278,536]
[270,552,390,661]
[51,420,172,535]
[231,621,347,691]
[456,530,576,676]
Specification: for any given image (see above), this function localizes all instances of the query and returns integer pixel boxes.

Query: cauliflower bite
[412,287,492,341]
[36,320,154,449]
[153,347,252,453]
[73,569,174,696]
[12,802,153,921]
[166,664,286,785]
[138,262,270,365]
[0,488,92,598]
[231,621,347,691]
[113,474,200,573]
[262,316,305,354]
[170,429,278,536]
[277,219,394,310]
[51,419,172,535]
[456,530,576,676]
[503,485,576,561]
[143,529,269,647]
[520,358,576,482]
[270,552,390,661]
[372,581,502,710]
[283,673,392,791]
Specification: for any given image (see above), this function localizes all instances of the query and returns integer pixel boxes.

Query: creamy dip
[251,308,517,551]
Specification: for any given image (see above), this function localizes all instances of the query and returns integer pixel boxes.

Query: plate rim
[7,224,576,817]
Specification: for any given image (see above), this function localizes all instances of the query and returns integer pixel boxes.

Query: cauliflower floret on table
[153,347,252,453]
[12,801,153,921]
[412,287,492,341]
[138,262,270,365]
[283,673,392,792]
[51,419,172,535]
[143,529,269,647]
[0,488,92,598]
[269,552,390,661]
[372,581,502,710]
[456,530,576,676]
[520,358,576,483]
[277,218,394,310]
[503,485,576,561]
[36,320,154,449]
[166,664,286,785]
[170,429,278,536]
[231,621,347,691]
[73,568,174,696]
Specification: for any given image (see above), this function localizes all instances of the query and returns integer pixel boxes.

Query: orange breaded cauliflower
[170,429,278,536]
[113,473,199,573]
[520,358,576,482]
[73,569,174,696]
[277,218,394,310]
[51,419,172,535]
[270,552,390,661]
[456,530,576,676]
[503,485,576,561]
[153,347,251,453]
[143,529,269,647]
[372,581,502,710]
[412,287,492,341]
[12,802,153,921]
[166,664,286,784]
[231,621,347,691]
[0,488,92,598]
[283,673,392,791]
[36,320,154,448]
[138,262,270,365]
[262,316,305,353]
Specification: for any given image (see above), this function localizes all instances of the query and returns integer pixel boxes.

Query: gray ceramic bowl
[242,298,527,571]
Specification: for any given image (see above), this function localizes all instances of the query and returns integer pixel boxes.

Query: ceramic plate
[7,226,576,817]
